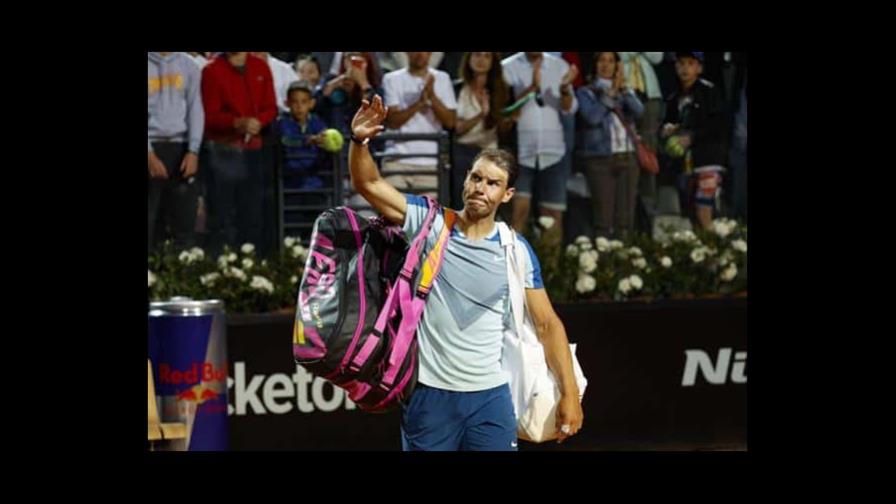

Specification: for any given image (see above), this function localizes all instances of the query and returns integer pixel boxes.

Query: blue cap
[676,52,704,62]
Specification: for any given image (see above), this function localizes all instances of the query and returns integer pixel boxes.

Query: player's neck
[457,210,496,241]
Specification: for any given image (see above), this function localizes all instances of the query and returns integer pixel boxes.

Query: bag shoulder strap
[416,207,456,299]
[398,196,441,280]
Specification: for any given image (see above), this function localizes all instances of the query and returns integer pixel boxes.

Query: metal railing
[276,130,453,243]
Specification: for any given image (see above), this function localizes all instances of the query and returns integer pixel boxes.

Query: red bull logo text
[159,362,228,386]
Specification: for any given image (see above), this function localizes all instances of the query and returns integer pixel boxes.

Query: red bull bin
[148,298,228,451]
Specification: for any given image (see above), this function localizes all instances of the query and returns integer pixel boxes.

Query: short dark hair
[286,80,313,100]
[471,148,518,188]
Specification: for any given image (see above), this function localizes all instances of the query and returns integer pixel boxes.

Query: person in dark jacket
[659,51,727,230]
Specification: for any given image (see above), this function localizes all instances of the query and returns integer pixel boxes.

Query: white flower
[732,239,747,253]
[261,259,268,267]
[228,267,247,281]
[720,263,738,282]
[228,253,238,263]
[218,255,229,270]
[242,258,254,270]
[148,270,156,288]
[284,237,297,248]
[713,219,733,238]
[618,278,632,294]
[632,258,647,270]
[628,247,643,257]
[575,236,593,251]
[661,256,673,268]
[629,275,643,290]
[179,251,192,264]
[690,248,706,264]
[719,251,734,267]
[673,230,698,243]
[292,245,307,258]
[250,275,275,294]
[595,237,611,252]
[189,247,205,261]
[609,240,624,250]
[241,243,255,255]
[565,244,579,258]
[200,272,220,286]
[537,216,556,229]
[290,275,298,284]
[575,274,596,293]
[579,252,597,273]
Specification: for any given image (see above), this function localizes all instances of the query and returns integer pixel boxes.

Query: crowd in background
[148,51,747,257]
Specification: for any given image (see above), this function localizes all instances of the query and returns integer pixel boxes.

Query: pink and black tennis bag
[292,197,455,412]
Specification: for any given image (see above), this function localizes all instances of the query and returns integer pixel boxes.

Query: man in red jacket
[200,52,278,254]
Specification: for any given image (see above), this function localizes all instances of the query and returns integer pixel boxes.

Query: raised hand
[351,94,388,141]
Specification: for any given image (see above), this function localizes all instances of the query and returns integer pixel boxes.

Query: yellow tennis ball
[320,128,344,152]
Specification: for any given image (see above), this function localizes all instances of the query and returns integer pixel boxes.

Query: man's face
[675,56,703,85]
[286,90,315,122]
[250,52,268,59]
[525,52,543,60]
[462,159,515,219]
[407,52,431,70]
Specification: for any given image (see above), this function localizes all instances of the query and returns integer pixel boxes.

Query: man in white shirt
[501,52,578,241]
[252,52,300,114]
[380,52,457,198]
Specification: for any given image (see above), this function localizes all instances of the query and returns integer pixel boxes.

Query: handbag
[611,108,660,174]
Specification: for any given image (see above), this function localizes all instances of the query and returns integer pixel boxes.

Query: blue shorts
[513,159,569,211]
[400,383,518,451]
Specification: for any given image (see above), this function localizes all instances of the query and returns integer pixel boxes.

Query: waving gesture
[351,94,389,141]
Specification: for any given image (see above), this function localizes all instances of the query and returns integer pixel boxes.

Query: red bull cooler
[148,298,228,451]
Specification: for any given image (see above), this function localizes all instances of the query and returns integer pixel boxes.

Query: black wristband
[350,134,370,146]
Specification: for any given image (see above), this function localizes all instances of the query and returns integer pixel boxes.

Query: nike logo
[511,441,518,448]
[493,255,503,262]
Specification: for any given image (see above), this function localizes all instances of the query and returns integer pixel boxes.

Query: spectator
[381,51,457,198]
[318,51,381,136]
[274,80,334,236]
[576,52,645,239]
[296,55,324,94]
[659,52,727,231]
[200,52,278,254]
[452,52,514,208]
[501,52,578,243]
[148,51,204,252]
[274,81,328,190]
